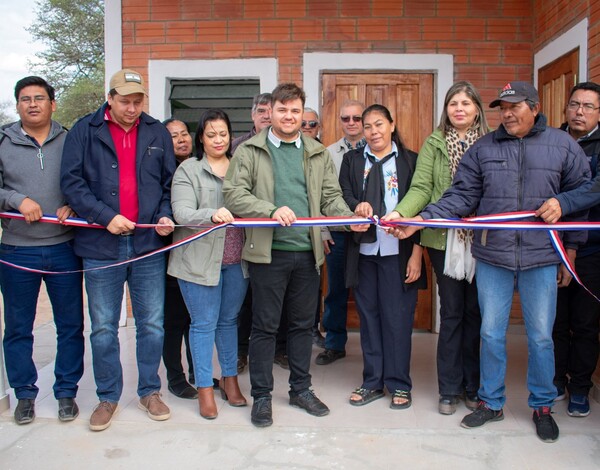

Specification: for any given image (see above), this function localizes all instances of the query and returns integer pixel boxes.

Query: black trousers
[162,274,194,385]
[237,285,288,357]
[353,254,417,392]
[428,248,481,396]
[553,250,600,396]
[248,251,319,398]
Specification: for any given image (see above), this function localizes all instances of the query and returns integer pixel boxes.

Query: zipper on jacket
[516,138,525,269]
[37,147,44,170]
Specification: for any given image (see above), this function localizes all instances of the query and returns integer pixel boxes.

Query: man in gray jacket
[0,76,84,425]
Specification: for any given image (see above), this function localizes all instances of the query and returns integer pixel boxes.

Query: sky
[0,0,46,119]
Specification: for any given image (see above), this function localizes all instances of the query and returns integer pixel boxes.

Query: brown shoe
[89,401,118,432]
[219,376,247,407]
[138,392,171,421]
[198,387,218,419]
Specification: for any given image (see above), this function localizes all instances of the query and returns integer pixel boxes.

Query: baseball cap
[109,69,148,96]
[490,81,539,108]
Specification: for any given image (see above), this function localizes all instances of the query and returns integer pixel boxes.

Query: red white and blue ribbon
[1,210,600,302]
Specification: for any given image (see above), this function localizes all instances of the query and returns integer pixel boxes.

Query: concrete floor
[2,309,600,470]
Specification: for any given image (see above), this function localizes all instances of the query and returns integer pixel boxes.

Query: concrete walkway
[1,311,600,469]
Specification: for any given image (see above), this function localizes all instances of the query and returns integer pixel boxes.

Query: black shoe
[168,381,198,399]
[460,401,504,428]
[14,399,35,425]
[58,397,79,422]
[315,349,346,365]
[439,395,460,415]
[274,354,289,370]
[251,397,273,427]
[237,356,248,374]
[533,407,559,442]
[464,392,479,411]
[289,389,330,417]
[312,327,326,349]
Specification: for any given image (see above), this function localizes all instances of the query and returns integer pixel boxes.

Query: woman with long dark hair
[384,81,489,415]
[340,104,426,410]
[168,109,248,419]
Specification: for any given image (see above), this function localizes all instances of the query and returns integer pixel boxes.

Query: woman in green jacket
[385,81,489,415]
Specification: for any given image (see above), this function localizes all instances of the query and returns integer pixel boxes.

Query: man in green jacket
[223,83,367,427]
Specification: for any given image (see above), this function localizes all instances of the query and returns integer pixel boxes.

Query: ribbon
[1,210,600,302]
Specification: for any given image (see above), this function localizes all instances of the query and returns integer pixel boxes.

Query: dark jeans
[0,242,84,399]
[428,248,481,396]
[237,285,288,357]
[322,232,349,351]
[354,254,417,392]
[553,250,600,396]
[162,273,194,386]
[248,251,320,398]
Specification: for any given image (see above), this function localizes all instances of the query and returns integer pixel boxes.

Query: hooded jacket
[421,114,590,271]
[0,120,73,246]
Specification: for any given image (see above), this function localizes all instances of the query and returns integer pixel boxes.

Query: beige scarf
[443,127,480,282]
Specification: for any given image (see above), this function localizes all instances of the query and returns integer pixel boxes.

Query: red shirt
[105,108,139,223]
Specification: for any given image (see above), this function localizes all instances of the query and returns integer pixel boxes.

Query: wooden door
[320,72,434,331]
[538,48,579,128]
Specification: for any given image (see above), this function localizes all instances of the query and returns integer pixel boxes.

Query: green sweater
[394,129,451,250]
[268,139,311,251]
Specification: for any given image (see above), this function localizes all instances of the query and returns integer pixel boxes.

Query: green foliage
[27,0,105,127]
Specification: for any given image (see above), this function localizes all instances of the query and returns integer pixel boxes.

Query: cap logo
[124,72,142,84]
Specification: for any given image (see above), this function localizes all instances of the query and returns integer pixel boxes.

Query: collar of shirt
[104,106,140,131]
[363,142,398,161]
[566,124,599,142]
[268,127,302,149]
[20,126,41,147]
[344,137,366,150]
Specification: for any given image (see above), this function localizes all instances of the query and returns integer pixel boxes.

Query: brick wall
[121,0,538,123]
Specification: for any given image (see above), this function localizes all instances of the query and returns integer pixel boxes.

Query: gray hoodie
[0,120,73,246]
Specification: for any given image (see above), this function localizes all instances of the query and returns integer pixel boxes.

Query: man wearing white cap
[61,69,176,431]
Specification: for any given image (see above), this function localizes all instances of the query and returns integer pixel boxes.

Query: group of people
[1,68,599,444]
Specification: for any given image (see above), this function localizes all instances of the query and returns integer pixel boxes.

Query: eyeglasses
[340,115,362,123]
[302,120,319,128]
[567,101,600,113]
[18,95,51,104]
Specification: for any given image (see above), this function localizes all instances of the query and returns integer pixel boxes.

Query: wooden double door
[319,72,435,331]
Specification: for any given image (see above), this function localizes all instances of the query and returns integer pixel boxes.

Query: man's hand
[349,215,370,232]
[155,216,175,236]
[557,248,576,288]
[18,197,43,223]
[211,207,234,224]
[56,205,75,223]
[323,238,333,255]
[106,214,136,235]
[354,202,373,218]
[384,215,424,239]
[272,206,297,226]
[536,198,562,224]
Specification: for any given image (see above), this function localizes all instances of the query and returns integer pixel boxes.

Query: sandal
[390,390,412,410]
[349,387,385,406]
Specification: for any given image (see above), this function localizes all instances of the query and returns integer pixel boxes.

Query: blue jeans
[476,261,558,410]
[323,232,349,351]
[83,236,165,403]
[178,263,248,388]
[0,242,84,400]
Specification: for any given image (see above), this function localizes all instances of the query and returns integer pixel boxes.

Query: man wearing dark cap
[386,81,590,442]
[61,69,176,431]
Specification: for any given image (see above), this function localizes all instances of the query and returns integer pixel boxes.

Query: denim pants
[476,260,558,410]
[0,241,84,400]
[322,232,349,351]
[428,248,481,397]
[83,236,166,403]
[178,263,248,388]
[248,251,320,398]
